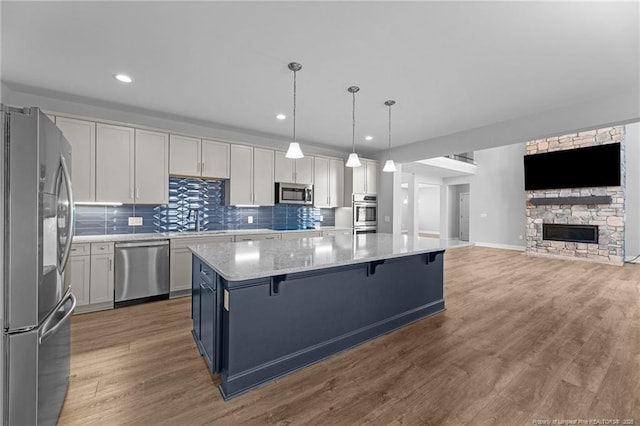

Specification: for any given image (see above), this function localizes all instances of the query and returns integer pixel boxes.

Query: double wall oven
[353,194,377,234]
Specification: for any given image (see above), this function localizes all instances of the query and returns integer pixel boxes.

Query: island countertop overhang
[189,233,468,281]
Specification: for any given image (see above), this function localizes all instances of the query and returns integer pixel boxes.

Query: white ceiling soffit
[1,1,638,155]
[402,161,473,179]
[416,157,477,175]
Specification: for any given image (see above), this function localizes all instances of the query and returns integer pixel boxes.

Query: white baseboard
[625,255,640,263]
[473,242,526,252]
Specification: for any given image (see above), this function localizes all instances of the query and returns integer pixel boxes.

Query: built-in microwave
[275,183,314,205]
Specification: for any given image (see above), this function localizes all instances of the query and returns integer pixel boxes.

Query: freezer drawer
[115,240,169,305]
[4,291,75,426]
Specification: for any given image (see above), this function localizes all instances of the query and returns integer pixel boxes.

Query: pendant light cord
[352,91,356,153]
[292,69,297,143]
[388,103,392,159]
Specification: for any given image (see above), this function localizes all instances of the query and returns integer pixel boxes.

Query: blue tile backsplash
[75,177,336,236]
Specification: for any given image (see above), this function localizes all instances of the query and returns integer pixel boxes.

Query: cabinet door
[192,257,202,340]
[96,124,135,203]
[67,256,90,307]
[329,159,344,207]
[170,248,192,292]
[229,145,253,205]
[295,156,314,185]
[56,117,95,202]
[253,148,275,206]
[201,139,230,179]
[169,135,201,177]
[313,157,330,207]
[365,160,379,194]
[200,282,216,371]
[90,254,114,304]
[135,129,168,204]
[274,151,295,183]
[352,164,366,195]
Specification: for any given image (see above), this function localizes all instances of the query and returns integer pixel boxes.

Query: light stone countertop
[72,227,351,244]
[189,233,471,281]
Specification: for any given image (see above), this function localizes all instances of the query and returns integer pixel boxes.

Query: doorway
[459,192,470,241]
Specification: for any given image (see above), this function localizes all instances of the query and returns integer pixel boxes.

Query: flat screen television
[524,142,621,191]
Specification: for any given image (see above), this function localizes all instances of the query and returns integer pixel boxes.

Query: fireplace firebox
[543,224,598,244]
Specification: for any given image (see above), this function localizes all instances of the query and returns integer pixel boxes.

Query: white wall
[625,122,640,260]
[470,143,527,249]
[418,185,440,233]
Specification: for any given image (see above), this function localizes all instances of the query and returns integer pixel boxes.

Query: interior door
[459,192,470,241]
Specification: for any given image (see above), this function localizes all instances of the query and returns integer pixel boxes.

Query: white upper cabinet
[201,139,230,179]
[169,135,201,177]
[170,135,230,179]
[365,159,378,195]
[135,129,168,204]
[96,124,135,203]
[229,145,274,206]
[253,148,275,206]
[229,145,254,205]
[275,151,313,184]
[344,158,379,202]
[56,117,96,202]
[275,151,295,183]
[295,156,314,185]
[314,157,344,208]
[329,158,345,207]
[313,157,330,207]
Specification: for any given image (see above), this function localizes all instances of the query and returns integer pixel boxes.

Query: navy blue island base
[191,250,445,400]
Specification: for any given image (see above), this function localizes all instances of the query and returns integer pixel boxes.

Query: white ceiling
[2,1,638,155]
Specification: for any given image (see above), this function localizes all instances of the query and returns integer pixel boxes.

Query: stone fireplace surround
[525,126,625,265]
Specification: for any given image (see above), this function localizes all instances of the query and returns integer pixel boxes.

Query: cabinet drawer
[234,233,281,242]
[91,242,114,255]
[199,262,215,284]
[322,230,353,237]
[171,235,234,250]
[280,231,322,239]
[70,243,90,257]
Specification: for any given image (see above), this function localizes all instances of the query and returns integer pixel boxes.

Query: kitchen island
[189,233,467,399]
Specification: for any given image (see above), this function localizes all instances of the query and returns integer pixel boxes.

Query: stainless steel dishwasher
[114,240,170,307]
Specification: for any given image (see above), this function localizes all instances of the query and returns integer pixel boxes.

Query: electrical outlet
[519,235,524,240]
[384,216,391,223]
[320,215,324,222]
[480,213,487,218]
[128,217,143,226]
[247,216,253,224]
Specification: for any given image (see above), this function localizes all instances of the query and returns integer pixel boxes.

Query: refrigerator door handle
[39,291,76,345]
[57,154,75,274]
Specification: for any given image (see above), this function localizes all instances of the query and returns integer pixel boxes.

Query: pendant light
[382,100,397,172]
[285,62,304,159]
[345,86,362,168]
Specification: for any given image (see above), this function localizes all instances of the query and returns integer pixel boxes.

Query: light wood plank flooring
[59,247,640,425]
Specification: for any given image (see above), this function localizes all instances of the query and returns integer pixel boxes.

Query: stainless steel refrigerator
[1,106,76,425]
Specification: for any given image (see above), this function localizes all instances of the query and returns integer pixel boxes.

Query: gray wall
[470,143,527,248]
[625,122,640,260]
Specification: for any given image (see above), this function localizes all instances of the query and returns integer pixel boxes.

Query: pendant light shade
[383,159,397,173]
[285,62,304,159]
[346,86,362,168]
[285,142,304,159]
[382,99,397,173]
[346,152,362,168]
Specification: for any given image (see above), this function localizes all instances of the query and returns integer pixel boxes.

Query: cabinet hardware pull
[136,188,139,198]
[201,162,205,172]
[130,188,134,199]
[109,259,112,271]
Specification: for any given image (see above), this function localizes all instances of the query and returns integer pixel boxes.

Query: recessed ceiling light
[276,114,286,120]
[114,74,133,83]
[365,136,373,141]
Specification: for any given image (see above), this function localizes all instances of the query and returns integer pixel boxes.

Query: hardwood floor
[58,247,640,425]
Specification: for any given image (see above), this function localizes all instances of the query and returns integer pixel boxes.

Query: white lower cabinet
[170,236,234,294]
[280,231,322,239]
[234,233,281,242]
[68,243,115,313]
[67,246,91,307]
